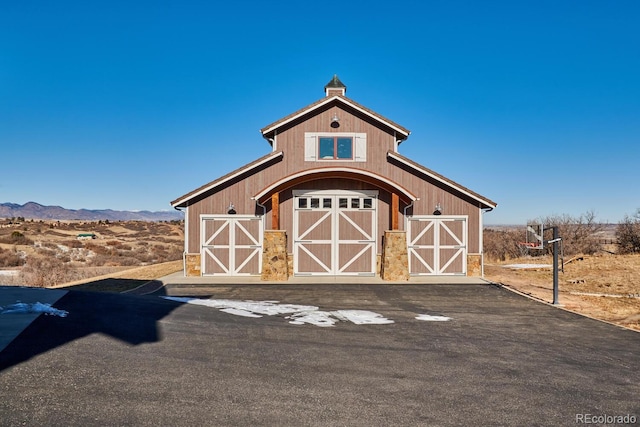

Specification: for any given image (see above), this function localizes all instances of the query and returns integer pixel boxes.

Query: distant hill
[0,202,184,221]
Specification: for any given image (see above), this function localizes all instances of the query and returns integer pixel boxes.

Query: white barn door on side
[407,216,467,275]
[201,216,263,276]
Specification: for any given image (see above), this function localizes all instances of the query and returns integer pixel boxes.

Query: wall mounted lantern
[330,113,340,128]
[227,203,236,215]
[433,203,442,215]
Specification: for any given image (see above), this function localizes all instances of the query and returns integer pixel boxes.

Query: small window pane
[310,198,319,208]
[336,138,352,159]
[323,198,332,208]
[351,198,360,209]
[298,198,307,209]
[363,198,373,209]
[319,138,334,159]
[339,198,348,208]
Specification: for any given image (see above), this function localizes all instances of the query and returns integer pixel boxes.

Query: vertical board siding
[186,103,484,256]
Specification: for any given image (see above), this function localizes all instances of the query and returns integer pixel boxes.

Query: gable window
[319,137,353,160]
[304,132,366,162]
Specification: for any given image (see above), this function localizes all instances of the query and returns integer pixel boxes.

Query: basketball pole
[526,223,561,305]
[547,226,561,305]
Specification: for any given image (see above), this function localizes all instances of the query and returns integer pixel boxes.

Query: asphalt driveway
[0,283,638,426]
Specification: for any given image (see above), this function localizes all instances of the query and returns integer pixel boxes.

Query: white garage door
[407,216,467,275]
[201,216,263,276]
[293,190,377,276]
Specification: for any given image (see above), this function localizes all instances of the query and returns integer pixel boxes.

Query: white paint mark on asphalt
[416,314,451,322]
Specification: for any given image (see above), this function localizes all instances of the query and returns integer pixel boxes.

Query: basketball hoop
[526,224,544,249]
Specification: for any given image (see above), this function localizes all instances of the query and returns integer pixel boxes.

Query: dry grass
[485,253,640,331]
[0,219,184,287]
[54,260,183,293]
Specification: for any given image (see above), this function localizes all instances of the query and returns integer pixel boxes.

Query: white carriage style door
[201,216,263,276]
[293,190,377,276]
[407,216,467,275]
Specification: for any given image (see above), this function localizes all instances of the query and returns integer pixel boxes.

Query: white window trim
[304,132,366,162]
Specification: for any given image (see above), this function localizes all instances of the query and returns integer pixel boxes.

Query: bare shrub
[35,247,57,257]
[20,256,72,287]
[133,247,153,263]
[167,247,183,261]
[84,242,116,256]
[531,210,604,256]
[1,231,33,246]
[0,247,25,267]
[483,228,528,261]
[89,254,115,267]
[616,209,640,254]
[118,257,142,266]
[64,239,83,249]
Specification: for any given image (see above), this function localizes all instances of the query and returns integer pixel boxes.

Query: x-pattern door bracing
[294,190,377,276]
[201,216,263,276]
[407,216,467,275]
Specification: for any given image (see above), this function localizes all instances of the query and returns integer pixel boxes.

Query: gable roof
[171,151,284,208]
[260,95,411,142]
[387,151,497,209]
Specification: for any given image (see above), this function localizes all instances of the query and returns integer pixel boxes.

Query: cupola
[324,74,346,97]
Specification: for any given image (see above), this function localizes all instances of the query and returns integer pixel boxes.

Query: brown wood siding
[186,105,484,255]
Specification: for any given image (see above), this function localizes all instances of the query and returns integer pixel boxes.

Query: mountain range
[0,202,184,221]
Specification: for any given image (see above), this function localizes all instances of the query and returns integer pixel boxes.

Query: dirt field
[485,254,640,332]
[0,219,184,287]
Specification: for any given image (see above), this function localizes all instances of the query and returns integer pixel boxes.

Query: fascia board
[171,151,283,208]
[261,96,410,138]
[339,98,410,138]
[387,152,497,209]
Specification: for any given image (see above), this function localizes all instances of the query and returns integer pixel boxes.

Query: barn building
[171,76,496,280]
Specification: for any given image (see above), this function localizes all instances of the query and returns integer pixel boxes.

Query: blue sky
[1,1,638,224]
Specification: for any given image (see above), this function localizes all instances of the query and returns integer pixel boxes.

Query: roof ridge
[260,94,410,139]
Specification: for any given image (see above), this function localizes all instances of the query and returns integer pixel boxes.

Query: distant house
[171,76,496,280]
[77,233,96,240]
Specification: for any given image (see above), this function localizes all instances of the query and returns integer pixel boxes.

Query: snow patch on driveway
[416,314,451,322]
[1,301,68,317]
[162,297,397,327]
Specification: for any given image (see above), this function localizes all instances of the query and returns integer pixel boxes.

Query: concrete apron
[159,271,492,286]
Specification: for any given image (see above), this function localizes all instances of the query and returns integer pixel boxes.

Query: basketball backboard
[526,224,544,249]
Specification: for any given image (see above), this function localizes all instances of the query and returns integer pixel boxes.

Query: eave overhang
[387,151,497,209]
[171,151,284,208]
[260,96,410,142]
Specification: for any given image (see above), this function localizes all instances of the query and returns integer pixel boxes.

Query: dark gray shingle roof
[324,74,346,90]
